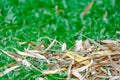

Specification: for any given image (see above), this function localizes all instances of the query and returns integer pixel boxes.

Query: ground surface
[0,0,120,80]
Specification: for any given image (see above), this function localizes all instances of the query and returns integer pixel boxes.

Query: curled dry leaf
[22,59,31,67]
[61,43,67,52]
[75,40,84,52]
[84,39,91,51]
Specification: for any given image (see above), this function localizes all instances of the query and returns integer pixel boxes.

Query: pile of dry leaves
[0,37,120,80]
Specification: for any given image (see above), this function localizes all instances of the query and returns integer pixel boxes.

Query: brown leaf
[81,1,94,17]
[72,60,93,80]
[84,39,91,51]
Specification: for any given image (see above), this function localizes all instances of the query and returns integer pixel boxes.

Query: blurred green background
[0,0,120,79]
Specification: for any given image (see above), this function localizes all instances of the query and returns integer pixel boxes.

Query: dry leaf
[35,77,45,80]
[18,42,27,45]
[82,35,107,50]
[81,1,94,17]
[44,39,56,52]
[61,43,67,52]
[65,51,89,65]
[14,49,49,64]
[67,59,74,80]
[0,65,19,77]
[0,49,32,67]
[42,68,66,75]
[84,39,91,51]
[92,51,112,55]
[72,60,93,80]
[100,40,118,44]
[75,40,84,52]
[34,42,44,50]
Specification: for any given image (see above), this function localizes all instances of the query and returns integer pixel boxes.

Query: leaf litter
[0,38,120,80]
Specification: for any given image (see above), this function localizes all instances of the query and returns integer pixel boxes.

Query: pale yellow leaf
[42,68,66,75]
[18,42,27,45]
[65,51,89,65]
[92,51,112,55]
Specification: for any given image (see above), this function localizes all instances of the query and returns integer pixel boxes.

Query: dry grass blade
[0,65,19,77]
[0,49,21,62]
[44,39,56,52]
[0,49,31,67]
[67,59,74,80]
[14,48,49,64]
[42,68,66,75]
[100,40,118,44]
[81,1,94,17]
[82,35,107,50]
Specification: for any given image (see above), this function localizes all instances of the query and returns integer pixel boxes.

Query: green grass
[0,0,120,79]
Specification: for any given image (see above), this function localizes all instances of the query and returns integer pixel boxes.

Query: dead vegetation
[0,37,120,80]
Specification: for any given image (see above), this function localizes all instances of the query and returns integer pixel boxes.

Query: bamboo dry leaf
[67,59,74,80]
[42,68,66,75]
[14,49,49,64]
[72,60,93,80]
[0,65,19,77]
[81,1,94,17]
[92,51,112,55]
[65,51,89,65]
[46,39,56,51]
